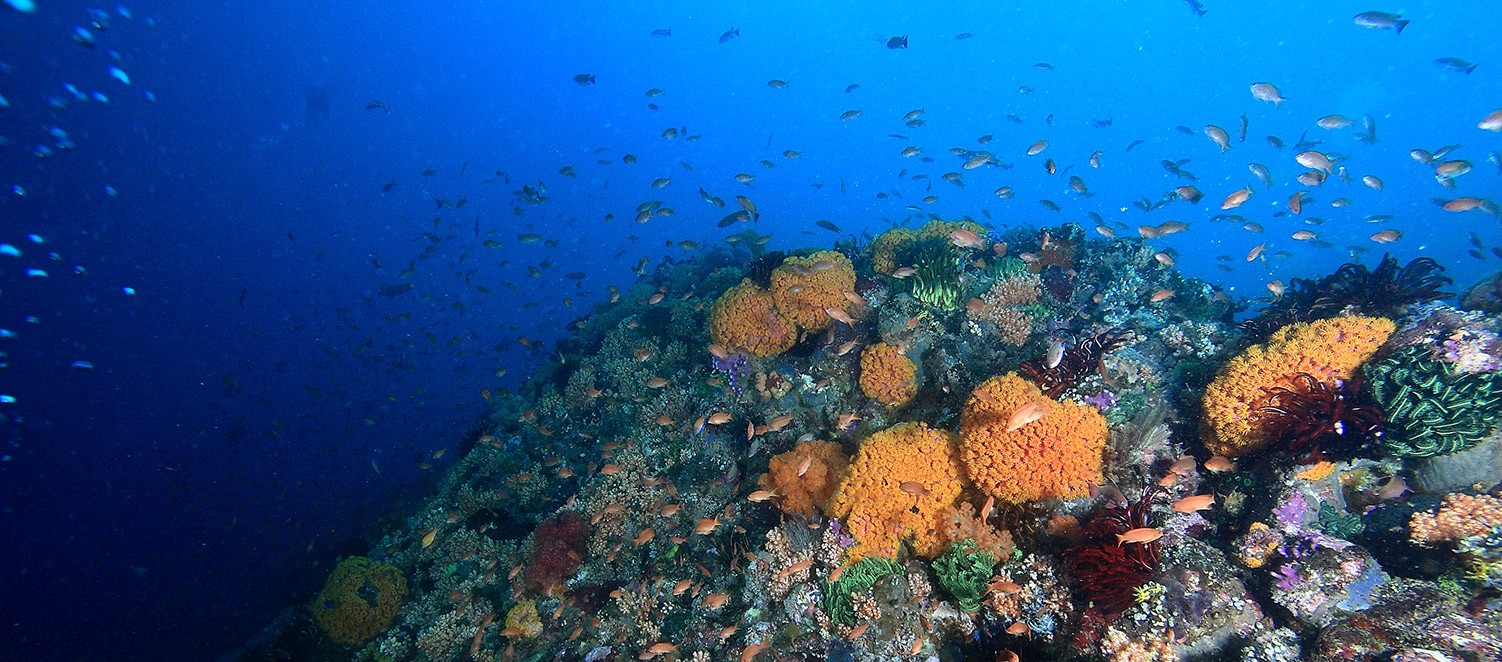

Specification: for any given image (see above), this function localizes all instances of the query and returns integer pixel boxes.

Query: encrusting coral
[826,422,968,560]
[1201,316,1395,457]
[858,341,918,407]
[757,439,849,518]
[959,373,1107,504]
[309,556,408,646]
[708,279,798,357]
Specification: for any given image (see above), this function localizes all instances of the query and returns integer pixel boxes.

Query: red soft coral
[523,511,589,596]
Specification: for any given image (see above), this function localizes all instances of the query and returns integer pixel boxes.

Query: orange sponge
[958,373,1106,504]
[758,440,849,518]
[770,251,855,332]
[1202,316,1395,456]
[709,279,798,357]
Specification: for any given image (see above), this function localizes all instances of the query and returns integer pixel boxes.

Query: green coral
[823,556,901,625]
[1316,502,1364,539]
[932,539,997,613]
[1133,581,1166,605]
[904,236,963,310]
[1366,346,1502,457]
[310,557,408,646]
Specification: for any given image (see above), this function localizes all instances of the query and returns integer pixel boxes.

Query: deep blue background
[0,1,1497,659]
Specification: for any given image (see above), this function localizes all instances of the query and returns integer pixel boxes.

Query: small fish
[826,307,856,327]
[1370,229,1401,243]
[1435,57,1478,74]
[1316,114,1352,130]
[1203,455,1236,472]
[949,228,984,248]
[1204,125,1231,151]
[1250,82,1287,105]
[747,489,779,502]
[886,35,908,49]
[695,517,721,535]
[1362,175,1383,190]
[899,481,930,496]
[1045,340,1065,368]
[1150,289,1175,303]
[1480,109,1502,131]
[1116,527,1163,545]
[650,28,672,37]
[1026,139,1048,155]
[1172,494,1216,513]
[718,27,740,43]
[839,109,863,121]
[572,73,596,85]
[767,79,788,89]
[1377,475,1410,500]
[1006,401,1049,432]
[1296,150,1333,172]
[1353,11,1409,34]
[645,377,670,388]
[1249,163,1272,188]
[1291,230,1318,241]
[421,528,438,548]
[1221,188,1252,210]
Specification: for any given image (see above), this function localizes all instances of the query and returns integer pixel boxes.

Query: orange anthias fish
[1116,527,1164,545]
[1171,494,1216,513]
[1006,401,1049,431]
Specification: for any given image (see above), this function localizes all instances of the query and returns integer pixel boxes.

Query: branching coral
[769,250,856,332]
[1366,346,1502,458]
[1067,488,1164,620]
[709,279,798,357]
[1410,493,1502,546]
[934,538,998,612]
[959,373,1107,504]
[310,556,408,646]
[826,422,969,560]
[1019,329,1129,398]
[757,439,849,518]
[1202,316,1395,457]
[858,342,918,407]
[523,511,589,596]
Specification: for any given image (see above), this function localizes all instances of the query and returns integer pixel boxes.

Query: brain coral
[826,422,968,560]
[758,439,850,518]
[958,373,1106,504]
[1202,316,1395,457]
[709,279,798,357]
[770,250,856,332]
[310,556,408,646]
[859,342,919,407]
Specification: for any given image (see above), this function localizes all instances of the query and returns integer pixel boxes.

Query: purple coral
[711,352,749,395]
[1083,389,1117,410]
[1274,564,1300,590]
[1273,491,1310,531]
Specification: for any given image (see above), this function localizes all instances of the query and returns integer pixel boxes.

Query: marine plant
[1365,346,1502,458]
[1067,487,1164,620]
[1019,328,1129,398]
[1242,255,1451,336]
[822,556,901,626]
[1202,316,1395,457]
[858,341,918,407]
[958,372,1107,504]
[826,422,969,559]
[309,556,408,646]
[1257,372,1384,462]
[933,538,998,613]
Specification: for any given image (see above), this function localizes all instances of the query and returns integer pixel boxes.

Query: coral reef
[826,422,969,559]
[522,510,589,596]
[708,279,797,357]
[769,250,856,331]
[757,439,849,518]
[857,342,918,407]
[959,373,1107,503]
[309,557,408,646]
[933,538,997,612]
[1202,316,1395,457]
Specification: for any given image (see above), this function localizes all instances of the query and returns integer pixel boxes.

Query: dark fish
[1184,0,1206,16]
[816,220,842,233]
[1125,139,1145,151]
[845,83,861,93]
[955,32,974,39]
[719,27,739,43]
[364,100,390,112]
[238,287,247,307]
[717,210,750,227]
[1292,130,1321,152]
[572,73,596,85]
[887,134,909,139]
[1354,116,1378,144]
[1238,114,1248,142]
[379,283,415,298]
[1175,125,1195,135]
[1091,118,1113,128]
[565,272,587,280]
[1266,135,1285,149]
[381,180,397,192]
[886,35,908,49]
[1035,62,1054,71]
[650,28,672,37]
[1435,57,1477,74]
[1006,114,1024,123]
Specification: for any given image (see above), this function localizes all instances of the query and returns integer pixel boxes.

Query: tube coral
[769,250,855,332]
[309,557,408,646]
[709,279,798,357]
[757,439,849,518]
[958,373,1107,504]
[826,422,969,560]
[1201,316,1395,457]
[858,342,918,407]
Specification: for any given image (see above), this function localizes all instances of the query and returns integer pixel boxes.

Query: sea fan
[1020,328,1129,398]
[1067,486,1164,620]
[1257,372,1384,463]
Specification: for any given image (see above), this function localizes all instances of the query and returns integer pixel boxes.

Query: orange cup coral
[826,422,968,560]
[310,556,408,646]
[958,373,1106,504]
[709,279,798,357]
[758,439,850,518]
[1201,316,1395,457]
[770,251,856,332]
[859,342,918,407]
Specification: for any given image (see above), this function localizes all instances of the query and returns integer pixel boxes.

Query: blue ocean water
[0,0,1497,659]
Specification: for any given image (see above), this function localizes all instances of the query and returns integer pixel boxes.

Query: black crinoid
[1240,254,1452,338]
[1257,372,1384,463]
[1019,328,1129,398]
[745,251,787,288]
